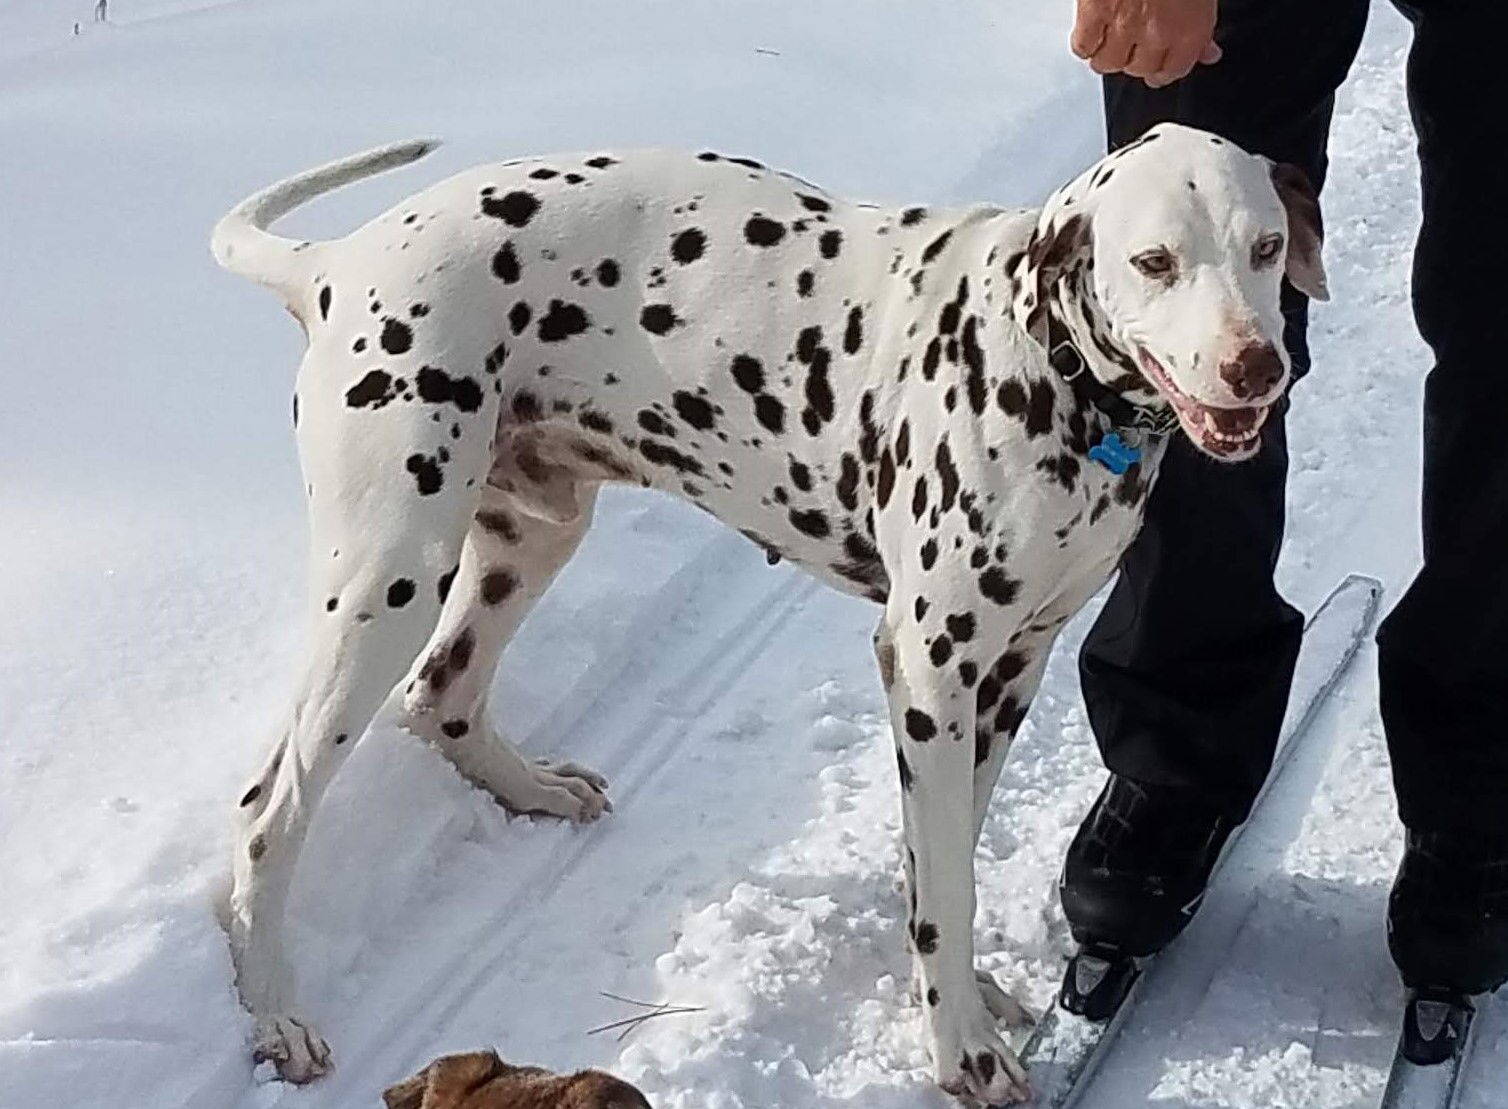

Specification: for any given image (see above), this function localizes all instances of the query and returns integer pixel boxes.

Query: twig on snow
[588,992,705,1043]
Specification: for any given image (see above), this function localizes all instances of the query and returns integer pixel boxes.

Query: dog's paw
[252,1014,332,1084]
[537,757,610,794]
[933,1003,1031,1106]
[510,758,611,822]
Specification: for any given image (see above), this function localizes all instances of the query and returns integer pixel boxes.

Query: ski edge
[1018,572,1385,1109]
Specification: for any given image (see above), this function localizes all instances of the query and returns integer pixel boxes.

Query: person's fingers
[1127,44,1169,80]
[1070,8,1109,60]
[1088,28,1137,75]
[1146,37,1202,85]
[1075,4,1220,84]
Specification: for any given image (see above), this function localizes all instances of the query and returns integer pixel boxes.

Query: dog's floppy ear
[383,1051,506,1109]
[382,1070,430,1109]
[1018,211,1092,344]
[1270,162,1329,302]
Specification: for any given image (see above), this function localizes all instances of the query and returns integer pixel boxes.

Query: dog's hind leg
[398,481,609,821]
[229,337,498,1082]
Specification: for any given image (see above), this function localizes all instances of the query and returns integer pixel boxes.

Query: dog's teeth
[1197,406,1269,448]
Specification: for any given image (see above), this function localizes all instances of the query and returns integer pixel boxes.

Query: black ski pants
[1079,0,1508,836]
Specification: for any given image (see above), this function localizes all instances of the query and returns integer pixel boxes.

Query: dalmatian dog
[211,122,1325,1104]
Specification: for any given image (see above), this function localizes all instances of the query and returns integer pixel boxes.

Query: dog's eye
[1253,234,1284,266]
[1130,249,1176,280]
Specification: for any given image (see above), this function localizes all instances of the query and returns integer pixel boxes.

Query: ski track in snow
[2,2,1502,1108]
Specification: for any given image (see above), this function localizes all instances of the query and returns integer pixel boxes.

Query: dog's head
[1014,122,1327,462]
[383,1051,652,1109]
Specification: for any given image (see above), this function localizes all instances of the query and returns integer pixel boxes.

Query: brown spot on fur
[480,570,518,606]
[511,392,544,423]
[877,448,896,508]
[420,650,451,693]
[476,511,521,543]
[450,628,475,671]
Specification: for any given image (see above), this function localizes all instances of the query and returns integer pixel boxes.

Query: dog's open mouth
[1137,349,1269,461]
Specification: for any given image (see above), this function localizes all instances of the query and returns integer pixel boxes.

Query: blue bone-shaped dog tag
[1088,432,1141,475]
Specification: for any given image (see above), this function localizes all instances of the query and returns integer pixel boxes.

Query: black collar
[1045,313,1180,436]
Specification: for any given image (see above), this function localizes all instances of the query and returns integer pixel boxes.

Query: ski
[1015,572,1385,1108]
[1376,988,1483,1109]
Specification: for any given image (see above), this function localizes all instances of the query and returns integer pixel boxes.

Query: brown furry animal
[383,1051,651,1109]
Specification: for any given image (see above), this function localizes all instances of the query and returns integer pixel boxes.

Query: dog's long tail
[211,138,441,300]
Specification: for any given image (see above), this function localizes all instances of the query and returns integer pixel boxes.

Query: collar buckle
[1049,338,1087,383]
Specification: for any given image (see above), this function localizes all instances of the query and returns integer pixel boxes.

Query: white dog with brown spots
[212,123,1325,1104]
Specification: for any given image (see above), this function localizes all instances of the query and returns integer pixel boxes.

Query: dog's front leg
[878,604,1032,1106]
[967,626,1056,1030]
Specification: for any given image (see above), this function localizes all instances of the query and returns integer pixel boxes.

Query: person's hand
[1071,0,1222,88]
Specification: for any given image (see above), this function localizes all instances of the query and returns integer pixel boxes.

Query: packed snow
[1,2,1501,1107]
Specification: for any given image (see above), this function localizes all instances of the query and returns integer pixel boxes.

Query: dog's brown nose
[1220,343,1285,401]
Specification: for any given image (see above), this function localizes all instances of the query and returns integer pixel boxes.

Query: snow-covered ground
[2,2,1501,1107]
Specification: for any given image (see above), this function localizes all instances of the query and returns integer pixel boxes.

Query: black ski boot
[1060,775,1237,959]
[1057,776,1238,1019]
[1388,829,1508,999]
